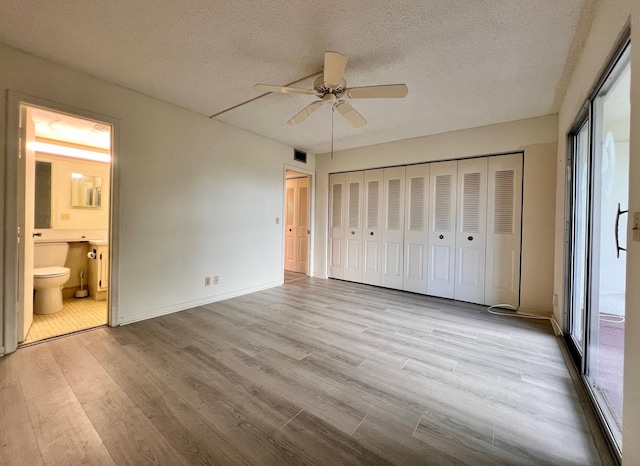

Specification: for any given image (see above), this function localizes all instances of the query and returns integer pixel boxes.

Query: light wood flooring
[0,277,614,465]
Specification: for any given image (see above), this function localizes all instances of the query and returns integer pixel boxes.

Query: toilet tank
[34,242,70,268]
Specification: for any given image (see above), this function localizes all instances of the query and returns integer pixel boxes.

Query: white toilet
[33,242,71,315]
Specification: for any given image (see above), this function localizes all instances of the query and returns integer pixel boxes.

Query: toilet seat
[34,266,70,278]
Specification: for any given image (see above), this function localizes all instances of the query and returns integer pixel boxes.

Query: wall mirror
[71,173,102,207]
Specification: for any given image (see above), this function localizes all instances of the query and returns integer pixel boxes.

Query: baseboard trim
[118,280,284,326]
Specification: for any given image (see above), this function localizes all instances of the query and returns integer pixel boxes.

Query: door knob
[351,231,355,235]
[468,236,473,241]
[289,228,292,232]
[439,235,444,239]
[370,232,374,236]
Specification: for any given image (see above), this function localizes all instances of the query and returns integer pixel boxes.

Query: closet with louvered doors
[327,152,523,307]
[403,164,430,293]
[362,169,384,286]
[427,161,457,298]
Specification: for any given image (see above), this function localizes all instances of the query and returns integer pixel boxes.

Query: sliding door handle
[615,202,628,258]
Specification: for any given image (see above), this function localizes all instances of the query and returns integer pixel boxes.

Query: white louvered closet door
[427,161,457,298]
[284,179,296,271]
[362,169,384,286]
[403,164,429,293]
[485,154,522,307]
[344,171,364,282]
[295,177,310,274]
[454,158,488,304]
[382,166,406,290]
[328,173,346,279]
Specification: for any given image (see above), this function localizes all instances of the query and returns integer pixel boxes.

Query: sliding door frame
[563,32,630,461]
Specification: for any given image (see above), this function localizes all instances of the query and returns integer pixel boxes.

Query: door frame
[563,34,630,460]
[3,91,121,355]
[282,164,314,279]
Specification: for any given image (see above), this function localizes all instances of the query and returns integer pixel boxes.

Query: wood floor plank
[13,345,68,401]
[82,388,189,465]
[0,384,42,466]
[26,385,114,465]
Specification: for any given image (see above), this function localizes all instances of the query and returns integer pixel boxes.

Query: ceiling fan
[254,51,408,128]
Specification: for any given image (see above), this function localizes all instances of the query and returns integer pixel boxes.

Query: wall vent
[294,149,307,163]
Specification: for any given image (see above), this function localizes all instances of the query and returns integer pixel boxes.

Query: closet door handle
[615,202,628,258]
[351,231,356,235]
[370,232,374,236]
[467,236,474,241]
[439,235,444,240]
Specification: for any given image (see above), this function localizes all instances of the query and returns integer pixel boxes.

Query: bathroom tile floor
[22,297,107,345]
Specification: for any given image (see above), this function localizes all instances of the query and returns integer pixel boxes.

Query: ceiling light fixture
[28,142,111,163]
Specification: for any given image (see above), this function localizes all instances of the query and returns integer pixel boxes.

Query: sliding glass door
[566,42,629,454]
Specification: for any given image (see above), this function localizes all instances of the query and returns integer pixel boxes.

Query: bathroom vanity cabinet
[88,242,109,300]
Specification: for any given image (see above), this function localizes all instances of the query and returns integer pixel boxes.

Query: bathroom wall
[35,153,109,230]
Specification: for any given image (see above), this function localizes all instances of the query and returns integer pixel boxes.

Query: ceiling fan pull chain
[331,106,335,160]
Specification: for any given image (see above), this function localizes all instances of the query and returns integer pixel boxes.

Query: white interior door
[284,179,296,271]
[362,169,384,286]
[382,166,406,290]
[17,106,36,342]
[485,154,523,306]
[328,173,346,278]
[403,164,429,293]
[344,171,363,282]
[295,177,310,274]
[455,157,488,304]
[427,160,458,298]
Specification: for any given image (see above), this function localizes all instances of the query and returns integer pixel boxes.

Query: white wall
[552,0,639,462]
[314,115,558,313]
[0,42,314,343]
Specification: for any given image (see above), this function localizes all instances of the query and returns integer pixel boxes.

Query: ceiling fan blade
[324,51,348,87]
[254,84,316,96]
[346,84,408,99]
[287,101,325,125]
[334,101,367,128]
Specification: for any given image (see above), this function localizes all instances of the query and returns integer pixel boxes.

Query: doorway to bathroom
[284,169,311,283]
[13,102,114,347]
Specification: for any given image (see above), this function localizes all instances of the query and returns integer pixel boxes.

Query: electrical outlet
[213,275,219,285]
[60,213,70,221]
[204,276,211,286]
[553,294,558,307]
[276,217,280,224]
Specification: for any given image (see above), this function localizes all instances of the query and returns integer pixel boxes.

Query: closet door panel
[362,169,384,286]
[284,179,296,271]
[403,164,429,293]
[454,158,488,304]
[328,173,346,278]
[427,161,457,298]
[344,171,364,282]
[382,166,406,289]
[485,153,523,306]
[295,177,310,274]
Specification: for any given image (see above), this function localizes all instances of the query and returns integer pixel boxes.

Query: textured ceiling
[0,0,591,154]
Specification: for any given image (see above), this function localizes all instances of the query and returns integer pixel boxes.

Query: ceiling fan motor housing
[314,76,346,98]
